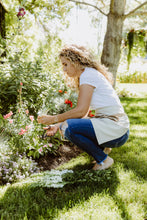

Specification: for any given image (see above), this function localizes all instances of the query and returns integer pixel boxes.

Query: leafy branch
[68,0,107,16]
[124,0,147,18]
[69,0,147,19]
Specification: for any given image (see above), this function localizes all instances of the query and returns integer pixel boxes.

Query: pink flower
[25,109,29,115]
[20,82,23,86]
[29,115,34,122]
[18,109,20,113]
[9,119,13,124]
[38,147,43,153]
[48,143,53,147]
[3,111,13,119]
[25,125,31,130]
[43,145,47,148]
[18,128,27,135]
[33,138,36,142]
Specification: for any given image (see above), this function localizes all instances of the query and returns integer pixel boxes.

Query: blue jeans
[62,118,129,164]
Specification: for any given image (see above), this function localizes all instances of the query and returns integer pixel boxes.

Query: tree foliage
[126,29,147,67]
[68,0,147,86]
[0,0,73,115]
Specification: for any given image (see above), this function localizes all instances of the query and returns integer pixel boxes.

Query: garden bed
[36,144,83,170]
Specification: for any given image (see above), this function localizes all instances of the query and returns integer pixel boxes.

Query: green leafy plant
[126,29,147,68]
[127,29,135,67]
[17,169,112,188]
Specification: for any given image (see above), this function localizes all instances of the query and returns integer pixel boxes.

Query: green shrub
[117,70,147,83]
[116,87,139,98]
[0,33,65,116]
[0,53,57,115]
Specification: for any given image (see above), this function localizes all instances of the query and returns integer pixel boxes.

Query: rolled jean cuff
[97,155,107,165]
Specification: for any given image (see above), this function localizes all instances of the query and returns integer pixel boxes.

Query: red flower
[65,99,69,104]
[19,8,25,11]
[58,90,63,93]
[89,113,95,117]
[17,8,26,19]
[64,99,73,108]
[88,110,95,117]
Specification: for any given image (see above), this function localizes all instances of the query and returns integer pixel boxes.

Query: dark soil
[36,144,83,171]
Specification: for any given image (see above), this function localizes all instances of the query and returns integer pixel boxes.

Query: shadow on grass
[119,97,147,180]
[0,168,122,220]
[0,97,146,220]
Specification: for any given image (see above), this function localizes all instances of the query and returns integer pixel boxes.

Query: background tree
[0,1,8,58]
[69,0,147,87]
[0,2,7,39]
[0,0,71,61]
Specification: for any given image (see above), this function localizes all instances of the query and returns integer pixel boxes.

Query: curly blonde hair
[59,44,113,88]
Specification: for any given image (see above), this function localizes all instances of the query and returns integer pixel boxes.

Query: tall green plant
[126,29,147,68]
[0,34,64,115]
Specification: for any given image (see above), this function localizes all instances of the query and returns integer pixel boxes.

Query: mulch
[36,144,83,171]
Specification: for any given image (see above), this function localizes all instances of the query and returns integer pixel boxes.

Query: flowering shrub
[1,83,61,158]
[0,81,79,184]
[43,87,78,115]
[0,152,40,185]
[1,81,78,158]
[2,108,59,158]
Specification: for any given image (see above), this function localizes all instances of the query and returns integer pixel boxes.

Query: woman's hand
[37,115,55,125]
[43,125,59,137]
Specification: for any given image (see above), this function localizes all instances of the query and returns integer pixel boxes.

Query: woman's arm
[37,84,95,125]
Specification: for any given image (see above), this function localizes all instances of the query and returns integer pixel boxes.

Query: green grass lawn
[0,84,147,220]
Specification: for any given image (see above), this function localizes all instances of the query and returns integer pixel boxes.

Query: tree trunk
[0,2,6,58]
[0,2,7,38]
[101,0,126,87]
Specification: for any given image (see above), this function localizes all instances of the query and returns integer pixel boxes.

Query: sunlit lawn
[0,84,147,220]
[116,83,147,97]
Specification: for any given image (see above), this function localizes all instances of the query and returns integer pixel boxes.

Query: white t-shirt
[80,67,122,110]
[79,67,129,144]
